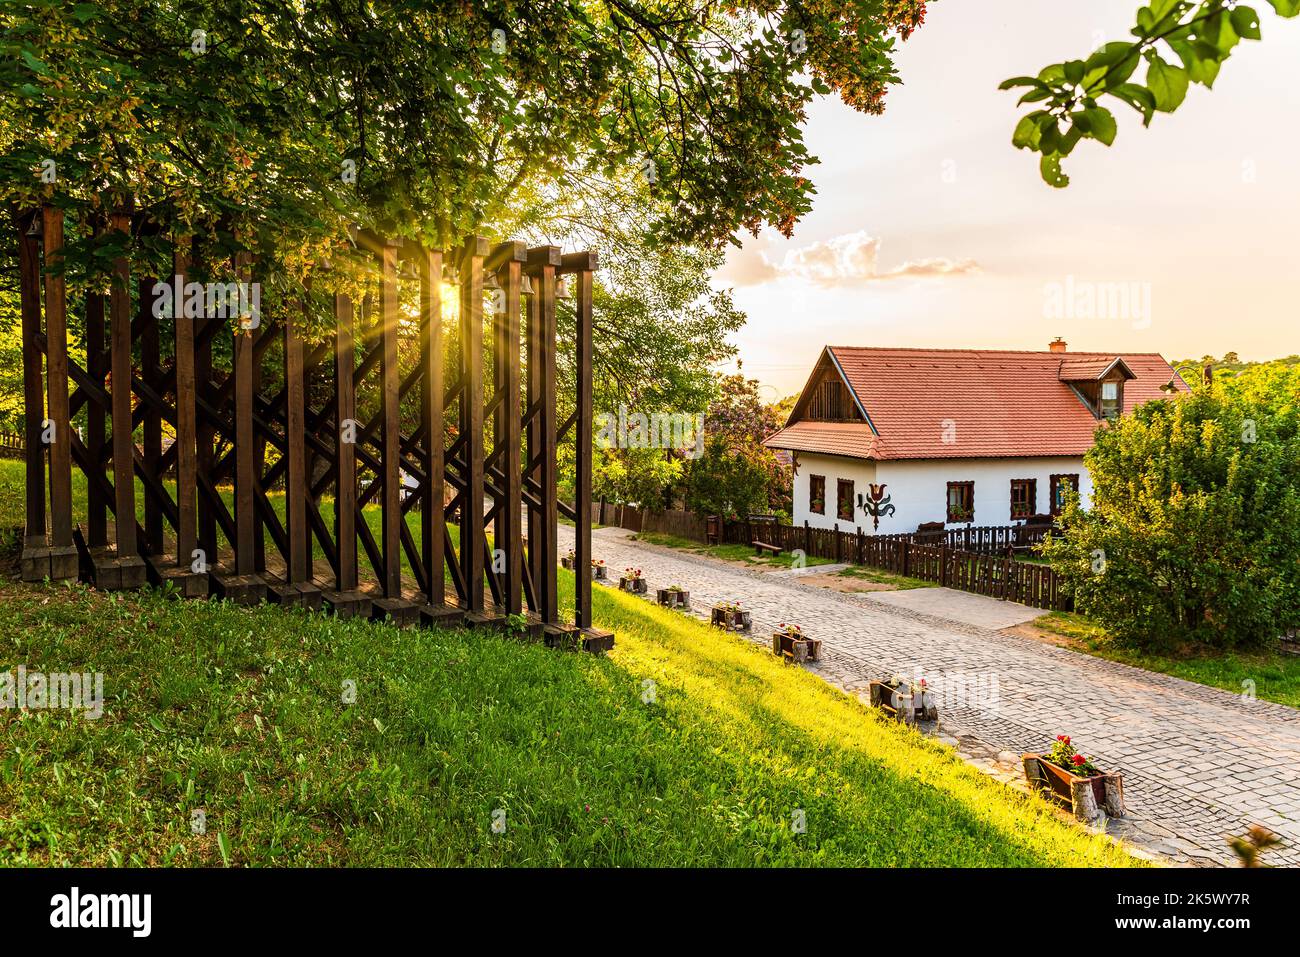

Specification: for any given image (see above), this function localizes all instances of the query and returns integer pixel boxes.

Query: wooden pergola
[14,205,612,652]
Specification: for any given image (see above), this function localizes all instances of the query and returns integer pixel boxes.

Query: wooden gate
[13,206,611,650]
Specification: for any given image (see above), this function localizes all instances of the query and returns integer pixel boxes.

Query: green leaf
[1083,42,1140,89]
[1199,11,1241,56]
[1083,106,1118,145]
[1040,154,1070,188]
[19,50,47,75]
[1267,0,1300,16]
[217,832,231,867]
[1147,56,1189,112]
[1012,113,1042,149]
[1057,125,1084,157]
[1231,6,1263,40]
[1064,60,1086,86]
[1018,88,1052,105]
[1109,83,1158,125]
[1039,118,1061,154]
[999,76,1045,91]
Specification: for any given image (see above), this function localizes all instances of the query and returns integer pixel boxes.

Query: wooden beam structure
[12,206,610,650]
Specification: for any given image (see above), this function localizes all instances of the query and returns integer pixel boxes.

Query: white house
[764,341,1188,535]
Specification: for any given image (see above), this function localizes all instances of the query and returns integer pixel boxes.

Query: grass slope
[0,572,1139,867]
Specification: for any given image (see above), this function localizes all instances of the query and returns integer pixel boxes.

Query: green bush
[1043,384,1300,650]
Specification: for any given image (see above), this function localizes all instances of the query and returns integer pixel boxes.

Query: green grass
[1036,611,1300,709]
[0,458,1140,866]
[835,565,936,590]
[634,531,837,570]
[0,573,1140,866]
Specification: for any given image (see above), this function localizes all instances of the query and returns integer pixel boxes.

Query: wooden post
[334,292,358,592]
[526,247,560,625]
[107,211,136,561]
[569,255,597,632]
[16,211,46,574]
[459,237,488,613]
[418,248,446,608]
[194,249,217,562]
[43,207,75,575]
[85,290,107,547]
[378,238,402,599]
[232,256,256,577]
[492,243,525,615]
[173,240,198,570]
[284,303,309,585]
[139,276,163,554]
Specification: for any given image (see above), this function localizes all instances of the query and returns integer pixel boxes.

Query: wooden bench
[753,540,782,557]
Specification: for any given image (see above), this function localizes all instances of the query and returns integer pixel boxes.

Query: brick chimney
[1049,337,1067,353]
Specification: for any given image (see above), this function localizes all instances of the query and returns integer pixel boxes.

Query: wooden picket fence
[600,509,1066,611]
[0,431,24,459]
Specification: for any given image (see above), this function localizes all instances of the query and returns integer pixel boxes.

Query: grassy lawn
[0,571,1140,866]
[835,565,936,590]
[633,531,837,570]
[1036,611,1300,709]
[0,459,1141,866]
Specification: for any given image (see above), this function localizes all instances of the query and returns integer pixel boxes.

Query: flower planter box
[710,606,752,631]
[771,630,820,664]
[1022,754,1125,821]
[656,588,690,609]
[867,679,938,723]
[591,563,607,581]
[561,555,577,571]
[619,576,648,595]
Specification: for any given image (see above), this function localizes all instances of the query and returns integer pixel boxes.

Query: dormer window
[1100,380,1122,420]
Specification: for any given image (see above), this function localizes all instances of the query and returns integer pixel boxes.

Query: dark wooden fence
[603,504,1069,611]
[14,205,610,646]
[0,431,24,459]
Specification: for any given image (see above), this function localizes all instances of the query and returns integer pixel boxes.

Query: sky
[714,0,1300,398]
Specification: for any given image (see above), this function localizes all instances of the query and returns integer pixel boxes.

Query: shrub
[1043,386,1300,650]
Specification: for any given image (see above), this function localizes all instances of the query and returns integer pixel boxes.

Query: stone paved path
[566,525,1300,867]
[864,586,1047,629]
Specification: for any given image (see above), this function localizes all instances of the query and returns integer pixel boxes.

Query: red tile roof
[1057,356,1131,380]
[764,346,1186,461]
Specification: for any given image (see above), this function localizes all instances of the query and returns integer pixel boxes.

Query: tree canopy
[1,0,928,281]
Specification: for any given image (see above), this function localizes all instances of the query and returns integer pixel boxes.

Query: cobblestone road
[566,525,1300,867]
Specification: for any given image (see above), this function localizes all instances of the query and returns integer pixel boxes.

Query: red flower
[1072,754,1086,765]
[1057,735,1070,745]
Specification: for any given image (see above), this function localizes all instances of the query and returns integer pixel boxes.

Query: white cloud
[718,231,980,288]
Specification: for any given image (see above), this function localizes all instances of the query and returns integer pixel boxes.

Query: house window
[837,479,854,521]
[946,481,974,524]
[809,474,825,515]
[1049,473,1080,516]
[1010,478,1037,519]
[1100,380,1122,419]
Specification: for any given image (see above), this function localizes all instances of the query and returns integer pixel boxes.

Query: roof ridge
[829,345,1171,358]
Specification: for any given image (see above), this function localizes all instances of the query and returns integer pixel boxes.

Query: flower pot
[656,588,689,609]
[561,556,576,571]
[591,564,607,581]
[619,577,647,594]
[771,630,819,663]
[867,680,937,723]
[1022,753,1125,821]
